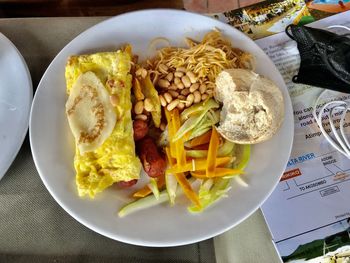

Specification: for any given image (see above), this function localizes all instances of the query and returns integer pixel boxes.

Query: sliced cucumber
[118,191,169,217]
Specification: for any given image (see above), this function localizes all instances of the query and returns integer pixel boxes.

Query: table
[0,17,281,263]
[0,0,264,17]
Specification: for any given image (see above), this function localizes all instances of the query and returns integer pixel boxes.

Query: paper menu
[256,11,350,244]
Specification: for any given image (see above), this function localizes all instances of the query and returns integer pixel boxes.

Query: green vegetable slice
[118,178,195,217]
[188,178,231,213]
[165,173,178,205]
[186,140,235,159]
[174,100,219,142]
[181,98,218,121]
[234,144,251,170]
[188,110,220,140]
[147,178,160,200]
[118,191,169,217]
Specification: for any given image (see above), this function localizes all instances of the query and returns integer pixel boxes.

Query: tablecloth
[0,16,280,263]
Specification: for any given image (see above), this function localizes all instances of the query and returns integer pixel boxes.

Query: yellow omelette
[65,50,141,198]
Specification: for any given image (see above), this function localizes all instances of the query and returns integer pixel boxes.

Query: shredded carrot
[206,127,220,177]
[175,173,201,208]
[189,130,212,148]
[166,157,232,174]
[165,147,200,208]
[191,168,243,178]
[132,175,165,198]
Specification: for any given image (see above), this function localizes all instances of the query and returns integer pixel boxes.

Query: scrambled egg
[65,51,141,198]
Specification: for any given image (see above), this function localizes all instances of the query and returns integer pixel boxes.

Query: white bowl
[0,33,32,182]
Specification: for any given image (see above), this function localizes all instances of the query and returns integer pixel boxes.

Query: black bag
[285,24,350,93]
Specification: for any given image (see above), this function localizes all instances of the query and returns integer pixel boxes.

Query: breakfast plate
[30,9,293,247]
[0,33,32,182]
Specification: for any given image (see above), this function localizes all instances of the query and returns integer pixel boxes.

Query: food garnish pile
[64,31,284,217]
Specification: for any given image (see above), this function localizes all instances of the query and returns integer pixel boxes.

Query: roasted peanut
[134,100,144,115]
[159,95,167,107]
[199,83,207,94]
[201,94,208,101]
[144,98,154,112]
[163,92,173,104]
[177,102,185,110]
[135,114,148,121]
[176,82,185,90]
[174,77,181,85]
[181,75,191,88]
[141,69,148,79]
[158,79,170,88]
[181,88,190,96]
[186,93,194,106]
[135,68,142,76]
[189,83,199,93]
[136,68,147,79]
[193,90,201,103]
[174,71,184,78]
[186,71,197,83]
[177,66,186,73]
[166,72,174,82]
[168,84,178,90]
[168,90,179,98]
[178,95,186,100]
[167,99,180,111]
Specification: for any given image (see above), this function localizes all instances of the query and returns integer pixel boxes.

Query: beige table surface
[0,17,281,263]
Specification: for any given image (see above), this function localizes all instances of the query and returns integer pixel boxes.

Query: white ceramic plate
[30,10,293,247]
[0,33,32,181]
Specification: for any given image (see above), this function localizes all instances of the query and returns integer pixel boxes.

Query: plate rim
[0,32,33,181]
[29,8,294,247]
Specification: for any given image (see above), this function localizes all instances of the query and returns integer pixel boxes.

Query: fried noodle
[146,30,255,87]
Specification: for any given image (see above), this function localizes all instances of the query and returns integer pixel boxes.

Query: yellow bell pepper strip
[175,173,201,208]
[189,130,212,148]
[206,127,220,178]
[165,147,201,208]
[140,75,161,127]
[133,78,145,101]
[171,109,186,166]
[166,157,233,174]
[191,168,243,178]
[132,174,165,198]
